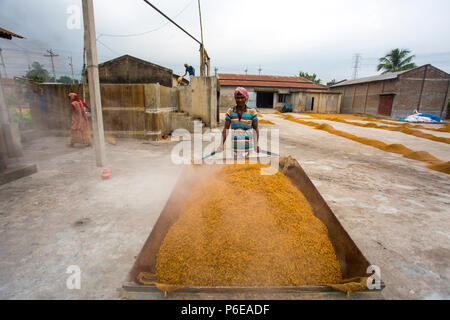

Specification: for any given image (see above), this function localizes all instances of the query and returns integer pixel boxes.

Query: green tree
[377,48,417,74]
[24,61,51,83]
[299,71,322,84]
[57,75,78,84]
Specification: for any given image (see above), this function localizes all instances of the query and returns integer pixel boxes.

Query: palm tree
[377,48,417,74]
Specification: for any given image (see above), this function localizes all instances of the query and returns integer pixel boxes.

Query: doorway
[378,94,394,116]
[306,96,315,111]
[256,92,273,108]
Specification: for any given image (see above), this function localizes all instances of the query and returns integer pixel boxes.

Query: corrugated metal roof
[219,79,326,89]
[0,27,24,40]
[330,70,410,87]
[219,74,312,82]
[218,74,327,89]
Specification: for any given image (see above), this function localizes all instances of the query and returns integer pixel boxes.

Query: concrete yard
[0,113,449,300]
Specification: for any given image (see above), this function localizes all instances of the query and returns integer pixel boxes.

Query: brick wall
[394,65,449,118]
[366,81,383,114]
[353,84,367,113]
[99,57,173,87]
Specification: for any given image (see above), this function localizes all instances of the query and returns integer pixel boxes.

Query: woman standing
[68,93,91,147]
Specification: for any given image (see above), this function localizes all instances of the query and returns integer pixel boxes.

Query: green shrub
[9,108,33,130]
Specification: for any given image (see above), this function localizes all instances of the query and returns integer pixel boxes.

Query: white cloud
[1,0,449,82]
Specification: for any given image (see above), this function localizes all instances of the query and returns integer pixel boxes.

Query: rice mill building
[329,64,450,119]
[218,74,341,113]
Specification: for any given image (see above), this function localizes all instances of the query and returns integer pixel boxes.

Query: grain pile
[426,161,450,174]
[155,163,342,287]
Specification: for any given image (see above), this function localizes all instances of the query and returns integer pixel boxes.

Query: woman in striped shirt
[221,87,259,157]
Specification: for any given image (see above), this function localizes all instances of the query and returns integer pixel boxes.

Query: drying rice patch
[299,113,449,133]
[426,161,450,174]
[258,119,275,125]
[388,122,450,133]
[296,113,368,121]
[277,113,449,175]
[300,113,450,145]
[413,128,450,139]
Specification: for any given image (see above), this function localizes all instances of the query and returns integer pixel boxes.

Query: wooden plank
[121,283,383,300]
[36,83,170,137]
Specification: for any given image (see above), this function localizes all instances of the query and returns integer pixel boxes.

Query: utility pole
[352,53,361,80]
[198,0,205,77]
[25,51,31,71]
[214,67,218,76]
[82,47,87,101]
[244,66,248,75]
[0,48,7,78]
[68,56,75,84]
[44,49,59,82]
[258,65,262,75]
[82,0,106,167]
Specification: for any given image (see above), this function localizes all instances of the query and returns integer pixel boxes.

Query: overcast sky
[1,0,450,83]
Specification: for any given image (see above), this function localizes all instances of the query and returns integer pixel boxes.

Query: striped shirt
[225,106,258,151]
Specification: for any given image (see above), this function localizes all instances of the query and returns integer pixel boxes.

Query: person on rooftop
[182,63,195,78]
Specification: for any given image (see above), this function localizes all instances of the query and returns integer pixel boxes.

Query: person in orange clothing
[68,92,91,147]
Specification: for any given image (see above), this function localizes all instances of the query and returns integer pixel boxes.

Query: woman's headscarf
[68,92,88,121]
[234,87,249,101]
[68,92,88,107]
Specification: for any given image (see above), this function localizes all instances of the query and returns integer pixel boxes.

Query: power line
[44,49,59,82]
[142,0,202,45]
[98,0,195,38]
[5,41,75,56]
[96,39,121,56]
[1,46,43,56]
